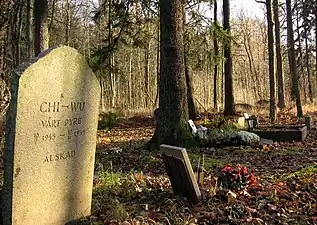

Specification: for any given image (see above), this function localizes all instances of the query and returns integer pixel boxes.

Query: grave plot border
[251,126,307,142]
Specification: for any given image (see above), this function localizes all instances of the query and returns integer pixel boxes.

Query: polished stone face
[3,46,100,225]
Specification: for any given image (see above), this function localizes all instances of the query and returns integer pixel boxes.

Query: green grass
[271,147,304,156]
[188,152,228,170]
[92,171,133,222]
[98,171,121,189]
[291,165,317,177]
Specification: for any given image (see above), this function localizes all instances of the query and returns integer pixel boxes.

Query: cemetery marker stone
[3,46,100,225]
[160,144,201,204]
[305,116,312,130]
[188,119,197,136]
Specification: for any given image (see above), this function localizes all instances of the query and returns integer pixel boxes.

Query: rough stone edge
[2,66,19,225]
[13,45,62,77]
[1,45,77,225]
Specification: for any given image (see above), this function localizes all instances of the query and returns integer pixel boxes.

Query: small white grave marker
[188,120,197,136]
[243,112,249,119]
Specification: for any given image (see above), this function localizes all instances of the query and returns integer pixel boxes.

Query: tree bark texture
[144,43,150,108]
[223,0,235,116]
[149,0,194,148]
[286,0,303,117]
[26,0,32,60]
[315,2,317,93]
[65,0,71,46]
[34,0,49,56]
[273,0,285,109]
[183,2,198,120]
[11,0,22,66]
[213,0,219,111]
[303,6,313,103]
[295,2,306,102]
[266,0,276,122]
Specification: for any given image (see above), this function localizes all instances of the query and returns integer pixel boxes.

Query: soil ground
[92,113,317,225]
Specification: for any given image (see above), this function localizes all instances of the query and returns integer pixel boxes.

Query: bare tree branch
[255,0,266,4]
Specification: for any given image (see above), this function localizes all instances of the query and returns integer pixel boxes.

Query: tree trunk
[100,76,106,113]
[48,0,56,32]
[266,0,276,122]
[243,33,260,100]
[221,46,224,107]
[129,48,133,108]
[148,0,194,148]
[223,0,235,116]
[108,0,115,108]
[286,0,303,117]
[144,43,150,108]
[213,0,219,111]
[184,54,198,120]
[295,0,306,103]
[34,0,49,55]
[11,0,22,67]
[110,54,116,108]
[273,0,285,109]
[315,2,317,95]
[303,9,313,103]
[26,0,32,60]
[65,0,70,46]
[183,1,198,120]
[154,19,160,107]
[16,0,23,65]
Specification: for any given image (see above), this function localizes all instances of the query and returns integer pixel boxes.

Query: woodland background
[0,0,316,117]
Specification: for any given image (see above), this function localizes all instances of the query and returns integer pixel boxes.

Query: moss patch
[180,119,197,148]
[290,165,317,177]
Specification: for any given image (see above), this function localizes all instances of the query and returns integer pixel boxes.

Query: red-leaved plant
[217,164,256,191]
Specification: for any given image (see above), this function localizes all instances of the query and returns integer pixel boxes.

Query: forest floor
[0,109,317,224]
[91,110,317,225]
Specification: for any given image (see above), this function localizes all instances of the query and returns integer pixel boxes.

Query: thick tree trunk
[273,0,285,109]
[223,0,235,116]
[148,0,194,148]
[213,0,219,111]
[286,0,303,117]
[266,0,276,122]
[34,0,49,55]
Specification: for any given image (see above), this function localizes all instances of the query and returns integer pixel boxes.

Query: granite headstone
[3,46,100,225]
